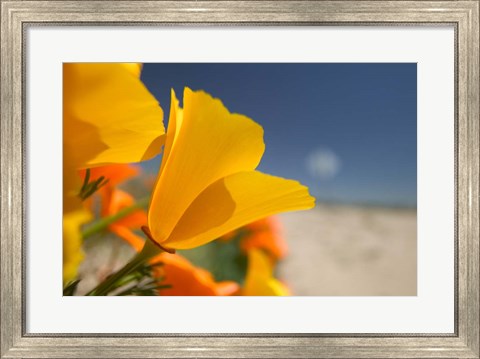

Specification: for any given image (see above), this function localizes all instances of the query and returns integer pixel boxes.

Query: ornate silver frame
[1,1,479,358]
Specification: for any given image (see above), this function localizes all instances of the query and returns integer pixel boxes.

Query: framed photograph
[1,1,479,358]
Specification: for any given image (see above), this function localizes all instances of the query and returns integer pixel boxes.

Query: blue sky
[140,63,417,207]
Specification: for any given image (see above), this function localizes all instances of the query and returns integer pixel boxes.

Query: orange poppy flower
[151,253,239,296]
[240,217,288,260]
[106,189,147,252]
[82,164,147,251]
[82,163,140,189]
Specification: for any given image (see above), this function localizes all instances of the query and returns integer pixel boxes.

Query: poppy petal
[63,63,165,168]
[153,253,239,296]
[81,164,140,189]
[121,63,143,78]
[110,225,145,252]
[165,171,315,249]
[63,208,92,284]
[242,249,290,296]
[159,89,183,173]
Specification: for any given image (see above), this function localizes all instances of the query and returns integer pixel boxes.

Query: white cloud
[306,148,341,180]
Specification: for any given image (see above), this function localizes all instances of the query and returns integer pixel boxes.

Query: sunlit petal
[165,171,314,249]
[63,63,165,168]
[159,89,183,174]
[121,63,143,78]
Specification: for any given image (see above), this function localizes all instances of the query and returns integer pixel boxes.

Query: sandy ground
[278,205,417,296]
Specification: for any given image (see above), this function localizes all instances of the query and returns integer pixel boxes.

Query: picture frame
[1,1,478,358]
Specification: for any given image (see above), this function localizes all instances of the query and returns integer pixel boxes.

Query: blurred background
[134,63,417,296]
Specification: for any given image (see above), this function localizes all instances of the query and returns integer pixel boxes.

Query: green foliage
[180,232,248,285]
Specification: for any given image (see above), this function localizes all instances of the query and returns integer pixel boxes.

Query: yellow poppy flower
[63,63,165,168]
[63,64,165,283]
[144,87,315,251]
[242,249,290,296]
[63,208,92,284]
[63,63,165,210]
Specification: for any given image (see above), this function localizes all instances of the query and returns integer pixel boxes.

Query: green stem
[81,196,150,239]
[86,238,161,296]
